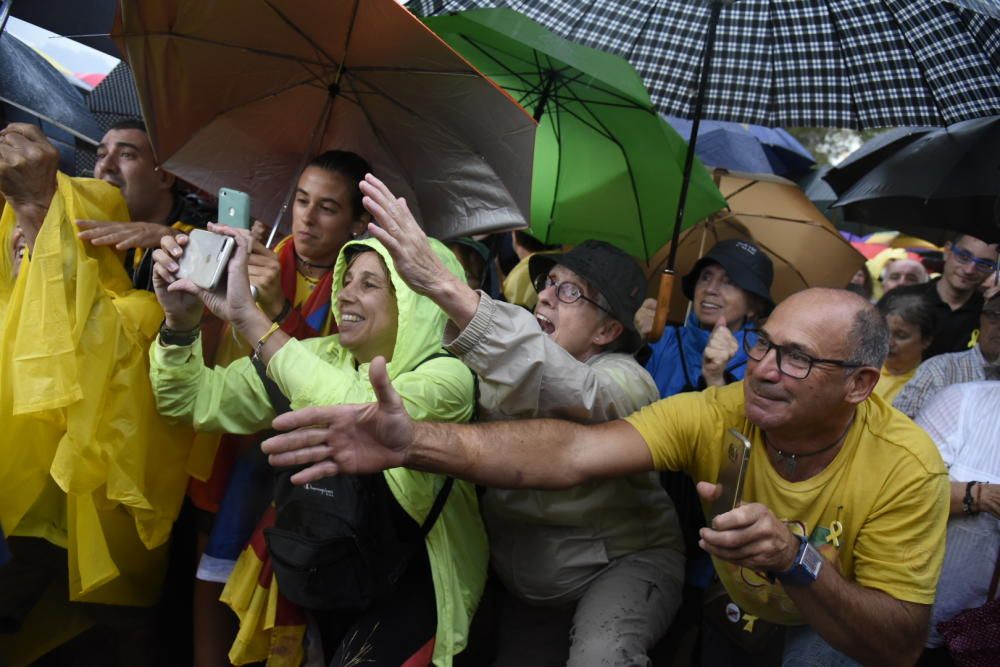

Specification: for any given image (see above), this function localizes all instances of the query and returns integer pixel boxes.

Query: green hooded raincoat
[149,237,487,665]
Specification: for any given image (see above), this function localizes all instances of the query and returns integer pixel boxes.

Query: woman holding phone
[150,228,486,667]
[187,150,377,666]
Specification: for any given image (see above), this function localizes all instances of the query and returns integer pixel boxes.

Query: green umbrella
[425,8,726,261]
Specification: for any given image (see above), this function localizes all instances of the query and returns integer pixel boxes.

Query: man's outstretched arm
[262,356,656,488]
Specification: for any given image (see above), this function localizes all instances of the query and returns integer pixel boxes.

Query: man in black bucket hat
[348,175,685,666]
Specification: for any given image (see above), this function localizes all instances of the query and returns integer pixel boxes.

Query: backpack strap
[418,477,454,538]
[252,356,291,415]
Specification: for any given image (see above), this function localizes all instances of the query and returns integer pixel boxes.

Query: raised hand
[702,316,739,386]
[151,233,203,330]
[0,123,60,248]
[153,223,260,328]
[247,238,285,319]
[262,356,415,484]
[77,220,177,250]
[634,298,656,341]
[360,173,449,296]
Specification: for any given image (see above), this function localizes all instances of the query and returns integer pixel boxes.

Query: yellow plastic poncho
[0,174,194,606]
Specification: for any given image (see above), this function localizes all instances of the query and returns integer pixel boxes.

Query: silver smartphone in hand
[177,228,235,290]
[710,428,752,521]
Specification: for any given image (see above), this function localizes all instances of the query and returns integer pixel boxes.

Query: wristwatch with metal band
[770,533,823,586]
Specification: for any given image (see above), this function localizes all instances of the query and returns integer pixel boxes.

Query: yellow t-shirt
[873,366,916,404]
[626,382,949,625]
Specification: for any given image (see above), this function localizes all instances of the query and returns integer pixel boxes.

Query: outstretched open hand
[77,220,177,250]
[262,357,416,485]
[361,174,447,296]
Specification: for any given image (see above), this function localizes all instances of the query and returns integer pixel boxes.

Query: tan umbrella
[113,0,536,240]
[645,170,865,325]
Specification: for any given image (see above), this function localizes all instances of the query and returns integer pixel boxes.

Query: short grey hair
[846,302,890,368]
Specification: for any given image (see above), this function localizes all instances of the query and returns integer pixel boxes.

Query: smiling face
[743,292,863,436]
[533,264,616,362]
[942,236,999,294]
[336,251,398,363]
[692,263,752,330]
[884,313,930,373]
[292,166,367,267]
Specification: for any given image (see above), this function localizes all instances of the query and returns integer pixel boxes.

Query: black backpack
[252,354,455,612]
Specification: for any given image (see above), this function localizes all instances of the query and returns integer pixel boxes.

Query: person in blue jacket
[645,238,774,397]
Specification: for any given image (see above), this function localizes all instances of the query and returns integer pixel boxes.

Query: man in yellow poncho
[0,123,195,664]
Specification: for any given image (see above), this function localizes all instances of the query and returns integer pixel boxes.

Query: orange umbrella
[114,0,536,240]
[645,170,866,324]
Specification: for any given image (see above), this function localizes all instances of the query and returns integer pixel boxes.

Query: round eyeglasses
[742,329,863,379]
[532,274,614,316]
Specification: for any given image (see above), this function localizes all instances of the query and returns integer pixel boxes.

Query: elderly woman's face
[336,251,398,363]
[693,263,752,330]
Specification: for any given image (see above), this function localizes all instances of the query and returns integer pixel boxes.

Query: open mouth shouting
[536,312,555,334]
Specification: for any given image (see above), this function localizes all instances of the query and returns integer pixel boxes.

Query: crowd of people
[1,110,999,667]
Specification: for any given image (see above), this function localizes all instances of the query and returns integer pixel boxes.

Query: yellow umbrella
[645,170,866,324]
[865,230,940,251]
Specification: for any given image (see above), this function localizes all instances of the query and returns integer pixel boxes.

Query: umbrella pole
[265,94,335,249]
[650,0,730,342]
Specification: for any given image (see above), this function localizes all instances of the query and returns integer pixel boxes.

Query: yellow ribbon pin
[743,614,758,633]
[826,520,843,548]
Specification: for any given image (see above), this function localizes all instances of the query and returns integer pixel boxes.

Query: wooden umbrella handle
[648,270,676,343]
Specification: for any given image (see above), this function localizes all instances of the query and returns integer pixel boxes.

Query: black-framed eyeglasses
[950,246,998,274]
[533,274,614,316]
[742,329,863,379]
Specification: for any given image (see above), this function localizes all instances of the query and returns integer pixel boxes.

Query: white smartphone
[218,188,251,230]
[177,229,235,290]
[710,429,752,520]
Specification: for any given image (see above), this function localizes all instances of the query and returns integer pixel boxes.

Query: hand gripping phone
[710,429,753,520]
[177,228,235,290]
[218,188,251,230]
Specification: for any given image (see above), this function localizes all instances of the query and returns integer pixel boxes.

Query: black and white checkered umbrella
[413,0,1000,129]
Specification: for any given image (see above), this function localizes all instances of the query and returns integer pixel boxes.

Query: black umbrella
[823,127,935,195]
[0,30,102,144]
[87,61,143,131]
[74,61,144,176]
[8,0,119,58]
[834,116,1000,244]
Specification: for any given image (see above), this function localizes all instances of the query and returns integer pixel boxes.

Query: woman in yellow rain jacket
[148,228,486,667]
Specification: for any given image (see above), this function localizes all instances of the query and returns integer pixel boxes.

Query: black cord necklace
[294,251,335,270]
[764,417,855,475]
